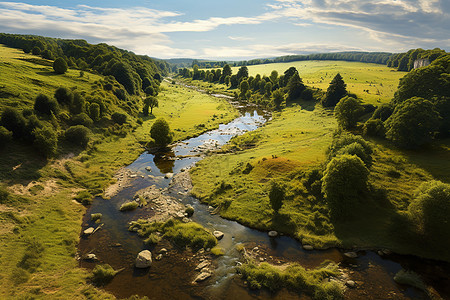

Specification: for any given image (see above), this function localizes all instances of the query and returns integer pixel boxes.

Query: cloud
[228,36,255,41]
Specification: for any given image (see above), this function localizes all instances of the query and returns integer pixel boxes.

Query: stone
[159,248,168,254]
[135,250,152,268]
[164,173,174,179]
[303,245,314,251]
[195,261,210,271]
[268,231,278,237]
[346,280,356,288]
[130,174,137,178]
[83,227,95,235]
[155,254,163,261]
[193,271,212,283]
[213,231,224,240]
[84,253,97,260]
[145,166,152,172]
[344,252,358,258]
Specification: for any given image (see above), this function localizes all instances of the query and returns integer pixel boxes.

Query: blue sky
[0,0,448,59]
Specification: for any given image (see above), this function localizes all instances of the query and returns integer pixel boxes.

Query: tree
[322,73,347,107]
[283,67,298,87]
[334,96,364,129]
[144,96,159,115]
[0,108,26,138]
[222,64,232,77]
[230,75,239,88]
[33,126,58,157]
[150,118,172,147]
[71,113,93,127]
[286,73,305,101]
[31,46,41,55]
[322,154,369,219]
[264,82,272,98]
[224,75,231,87]
[327,132,373,165]
[269,70,278,85]
[34,94,59,115]
[88,103,100,122]
[269,181,285,213]
[385,97,440,148]
[363,119,385,137]
[111,112,127,125]
[237,66,249,81]
[65,125,90,148]
[408,180,450,240]
[272,89,285,110]
[145,86,156,96]
[53,57,68,74]
[54,87,73,106]
[240,80,249,99]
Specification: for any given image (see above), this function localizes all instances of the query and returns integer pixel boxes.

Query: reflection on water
[79,102,449,300]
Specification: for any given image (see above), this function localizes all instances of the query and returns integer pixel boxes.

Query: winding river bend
[79,92,449,299]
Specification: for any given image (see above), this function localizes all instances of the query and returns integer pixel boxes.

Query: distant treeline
[0,33,169,95]
[386,48,447,71]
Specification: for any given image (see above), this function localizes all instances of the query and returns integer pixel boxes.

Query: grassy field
[0,45,237,298]
[191,100,450,261]
[230,61,407,104]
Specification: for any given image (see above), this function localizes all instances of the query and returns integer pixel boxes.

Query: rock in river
[303,245,314,251]
[83,227,94,235]
[344,252,358,258]
[268,231,278,237]
[164,173,174,179]
[136,250,152,268]
[213,231,224,240]
[193,271,212,283]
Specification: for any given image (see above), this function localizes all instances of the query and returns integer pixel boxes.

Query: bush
[65,125,91,148]
[408,180,450,240]
[91,264,118,286]
[336,142,372,167]
[53,57,68,74]
[33,126,58,157]
[88,103,100,122]
[54,87,73,106]
[0,126,13,147]
[111,112,127,125]
[322,154,369,219]
[71,113,93,127]
[91,213,102,222]
[327,132,373,163]
[150,118,173,147]
[363,119,385,137]
[120,201,138,211]
[334,96,364,129]
[75,190,94,205]
[185,205,194,217]
[144,232,161,245]
[372,103,394,121]
[34,94,59,115]
[0,108,26,138]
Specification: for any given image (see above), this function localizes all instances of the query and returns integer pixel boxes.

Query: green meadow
[232,61,407,104]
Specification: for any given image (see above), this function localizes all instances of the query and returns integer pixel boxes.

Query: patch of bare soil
[104,168,135,199]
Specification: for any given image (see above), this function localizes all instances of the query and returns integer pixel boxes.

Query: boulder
[155,254,163,261]
[268,231,278,237]
[303,245,314,251]
[84,253,97,260]
[346,280,356,288]
[136,250,152,268]
[213,231,224,240]
[159,248,168,255]
[193,271,212,283]
[145,166,152,172]
[164,173,174,179]
[195,260,210,271]
[83,227,95,235]
[344,252,358,258]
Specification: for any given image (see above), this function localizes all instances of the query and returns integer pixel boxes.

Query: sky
[0,0,448,60]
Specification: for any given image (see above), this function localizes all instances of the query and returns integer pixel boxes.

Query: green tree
[264,82,273,98]
[65,125,90,148]
[31,46,41,56]
[70,93,85,115]
[272,89,285,110]
[322,154,369,219]
[269,70,278,85]
[327,132,373,167]
[283,67,298,87]
[150,118,173,147]
[237,66,249,81]
[34,94,59,115]
[240,80,250,99]
[144,96,159,115]
[224,75,231,87]
[53,57,68,74]
[286,73,305,101]
[322,73,347,107]
[334,96,364,129]
[33,126,58,157]
[0,108,26,138]
[269,181,285,213]
[145,86,155,96]
[222,64,232,77]
[385,97,440,148]
[0,126,13,147]
[54,87,73,106]
[88,102,100,122]
[363,119,385,137]
[111,112,127,125]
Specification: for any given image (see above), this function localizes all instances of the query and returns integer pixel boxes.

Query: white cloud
[228,36,255,41]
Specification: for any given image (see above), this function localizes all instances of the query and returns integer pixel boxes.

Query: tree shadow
[36,71,59,76]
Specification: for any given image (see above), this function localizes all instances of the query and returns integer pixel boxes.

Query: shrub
[0,108,26,138]
[327,132,373,161]
[0,126,13,146]
[65,125,91,148]
[336,142,372,167]
[363,119,385,137]
[91,213,102,222]
[211,246,225,256]
[322,154,369,219]
[372,103,394,121]
[33,126,58,157]
[120,201,138,211]
[185,205,194,217]
[111,112,127,125]
[143,232,161,245]
[150,118,173,147]
[54,87,73,106]
[71,113,93,127]
[334,96,364,129]
[31,46,41,55]
[34,94,59,116]
[407,180,450,240]
[88,103,101,122]
[70,93,86,115]
[269,181,285,213]
[75,190,94,205]
[91,264,118,286]
[53,57,68,74]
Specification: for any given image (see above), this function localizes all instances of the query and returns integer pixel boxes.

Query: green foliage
[34,94,59,115]
[70,93,86,115]
[238,261,343,299]
[71,113,93,127]
[0,126,13,147]
[327,132,373,165]
[334,96,364,129]
[111,112,127,125]
[385,97,440,148]
[143,96,159,115]
[408,181,450,240]
[33,126,58,157]
[74,190,94,205]
[0,107,26,138]
[237,66,249,81]
[363,119,385,137]
[272,89,285,109]
[65,125,91,148]
[53,57,68,74]
[54,87,73,106]
[91,264,118,286]
[150,118,173,147]
[322,73,347,107]
[143,232,162,245]
[120,201,138,211]
[322,154,369,219]
[372,103,393,121]
[17,239,45,273]
[240,80,250,99]
[91,213,102,222]
[88,102,101,122]
[269,181,285,213]
[0,184,10,204]
[336,142,372,167]
[185,205,195,217]
[286,72,305,101]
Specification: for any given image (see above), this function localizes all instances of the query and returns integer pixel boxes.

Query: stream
[79,94,449,299]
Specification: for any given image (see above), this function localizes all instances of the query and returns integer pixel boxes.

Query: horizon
[0,1,449,60]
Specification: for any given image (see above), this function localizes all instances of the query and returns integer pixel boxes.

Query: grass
[0,44,238,298]
[91,264,119,286]
[230,61,407,104]
[119,201,139,212]
[238,260,343,299]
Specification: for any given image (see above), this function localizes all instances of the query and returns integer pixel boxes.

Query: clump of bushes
[75,190,94,205]
[65,125,91,148]
[363,119,385,137]
[53,57,68,74]
[111,112,127,125]
[327,132,373,167]
[334,96,364,129]
[143,233,161,245]
[120,201,138,212]
[91,264,118,286]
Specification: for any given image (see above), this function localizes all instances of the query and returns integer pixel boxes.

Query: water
[79,98,449,299]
